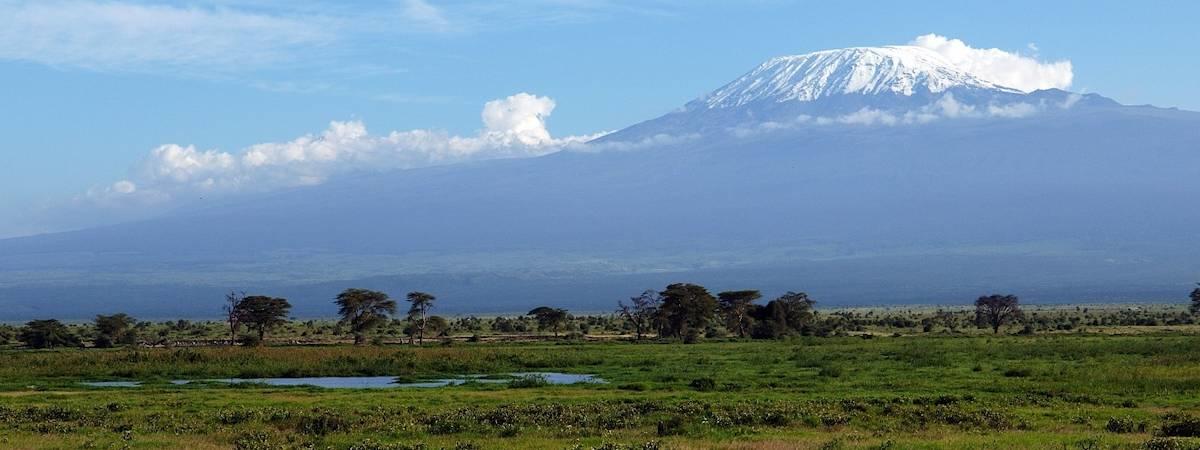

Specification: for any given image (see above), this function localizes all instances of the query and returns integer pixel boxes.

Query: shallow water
[80,381,142,387]
[83,372,603,389]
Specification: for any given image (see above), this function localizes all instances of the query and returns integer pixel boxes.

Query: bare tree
[406,292,436,345]
[618,290,661,340]
[975,294,1023,334]
[223,291,246,346]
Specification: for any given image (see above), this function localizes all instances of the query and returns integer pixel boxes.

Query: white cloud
[402,0,453,32]
[836,108,899,126]
[481,93,558,146]
[728,91,1054,137]
[932,92,976,118]
[910,34,1073,92]
[111,180,137,194]
[986,102,1039,118]
[0,1,334,74]
[90,93,605,203]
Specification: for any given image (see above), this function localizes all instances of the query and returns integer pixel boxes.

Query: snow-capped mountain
[696,46,1020,109]
[600,45,1110,142]
[2,45,1199,319]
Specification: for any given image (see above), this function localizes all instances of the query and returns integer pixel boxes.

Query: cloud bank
[910,34,1073,92]
[730,92,1081,137]
[93,93,604,204]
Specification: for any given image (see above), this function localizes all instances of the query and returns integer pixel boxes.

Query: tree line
[7,283,1200,349]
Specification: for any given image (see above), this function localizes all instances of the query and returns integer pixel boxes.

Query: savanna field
[3,323,1200,450]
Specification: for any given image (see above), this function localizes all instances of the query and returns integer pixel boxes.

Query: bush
[656,416,685,436]
[1003,368,1032,378]
[507,374,549,389]
[299,410,348,435]
[1143,437,1200,450]
[688,377,717,392]
[1161,414,1200,437]
[1107,416,1138,433]
[818,366,843,378]
[238,335,262,347]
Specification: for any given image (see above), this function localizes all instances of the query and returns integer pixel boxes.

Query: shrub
[1003,368,1032,378]
[1142,437,1200,450]
[689,377,717,392]
[238,335,262,347]
[656,416,685,436]
[507,374,549,389]
[1108,416,1138,433]
[1161,414,1200,437]
[819,366,843,378]
[299,410,347,435]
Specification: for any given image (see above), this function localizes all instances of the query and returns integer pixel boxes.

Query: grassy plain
[3,332,1200,449]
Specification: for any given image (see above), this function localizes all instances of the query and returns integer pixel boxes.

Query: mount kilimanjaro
[2,45,1198,319]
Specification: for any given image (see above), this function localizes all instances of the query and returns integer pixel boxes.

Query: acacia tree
[618,290,661,340]
[975,294,1023,334]
[717,290,761,338]
[425,316,450,338]
[527,307,569,337]
[750,291,817,338]
[1190,284,1200,316]
[93,313,137,348]
[405,292,436,345]
[18,319,82,349]
[223,291,246,346]
[335,288,397,345]
[658,283,717,341]
[235,296,291,344]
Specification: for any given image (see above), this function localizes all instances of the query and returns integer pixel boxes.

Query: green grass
[3,334,1200,449]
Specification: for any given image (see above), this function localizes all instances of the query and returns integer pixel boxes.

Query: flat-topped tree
[659,283,718,341]
[336,289,397,345]
[975,294,1023,334]
[93,313,137,348]
[18,319,82,349]
[717,290,761,338]
[236,296,291,344]
[528,307,569,337]
[1190,284,1200,316]
[405,292,436,345]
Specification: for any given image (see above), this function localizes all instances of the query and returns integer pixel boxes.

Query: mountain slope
[2,46,1199,319]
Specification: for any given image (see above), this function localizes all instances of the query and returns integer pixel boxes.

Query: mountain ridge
[1,45,1199,319]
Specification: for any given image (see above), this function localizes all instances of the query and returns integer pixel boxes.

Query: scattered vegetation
[2,283,1200,448]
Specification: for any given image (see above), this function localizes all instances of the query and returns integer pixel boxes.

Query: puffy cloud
[932,93,976,118]
[88,93,604,204]
[910,34,1073,92]
[481,93,557,146]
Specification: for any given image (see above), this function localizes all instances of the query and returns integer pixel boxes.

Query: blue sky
[1,0,1198,237]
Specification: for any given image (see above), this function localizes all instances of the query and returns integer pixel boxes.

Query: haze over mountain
[3,42,1198,320]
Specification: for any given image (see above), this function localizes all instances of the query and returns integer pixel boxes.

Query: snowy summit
[698,46,1023,109]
